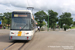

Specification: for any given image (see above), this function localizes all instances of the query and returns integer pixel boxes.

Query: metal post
[48,11,49,31]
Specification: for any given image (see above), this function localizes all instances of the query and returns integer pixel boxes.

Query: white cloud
[0,0,75,20]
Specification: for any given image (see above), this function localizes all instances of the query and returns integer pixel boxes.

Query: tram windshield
[11,18,30,30]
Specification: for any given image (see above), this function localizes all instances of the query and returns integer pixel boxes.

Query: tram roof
[13,10,32,13]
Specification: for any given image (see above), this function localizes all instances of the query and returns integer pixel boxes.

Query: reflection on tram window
[11,18,30,30]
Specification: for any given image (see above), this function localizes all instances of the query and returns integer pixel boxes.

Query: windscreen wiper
[19,24,27,31]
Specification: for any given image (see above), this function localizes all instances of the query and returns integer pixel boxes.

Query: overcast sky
[0,0,75,21]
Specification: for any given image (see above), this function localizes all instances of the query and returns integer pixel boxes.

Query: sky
[0,0,75,21]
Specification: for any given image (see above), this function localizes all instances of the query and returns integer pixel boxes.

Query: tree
[45,10,58,31]
[42,21,46,26]
[2,17,7,26]
[0,13,3,20]
[3,12,12,28]
[73,21,75,26]
[34,10,47,28]
[58,12,73,28]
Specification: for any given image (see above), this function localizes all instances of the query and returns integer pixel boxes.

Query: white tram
[9,10,37,40]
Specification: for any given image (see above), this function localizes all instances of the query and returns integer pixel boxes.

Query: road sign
[0,21,2,25]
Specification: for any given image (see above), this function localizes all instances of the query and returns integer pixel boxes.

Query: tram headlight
[25,33,29,34]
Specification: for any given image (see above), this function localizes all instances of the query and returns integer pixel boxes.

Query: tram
[9,10,37,40]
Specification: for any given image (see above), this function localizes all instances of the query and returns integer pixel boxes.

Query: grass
[71,27,75,29]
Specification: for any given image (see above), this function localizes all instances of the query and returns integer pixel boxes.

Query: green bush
[40,28,44,31]
[0,25,2,27]
[64,25,70,29]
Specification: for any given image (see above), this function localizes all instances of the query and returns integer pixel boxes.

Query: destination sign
[12,12,31,18]
[14,14,27,17]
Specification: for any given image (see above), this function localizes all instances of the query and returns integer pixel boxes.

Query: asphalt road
[0,29,75,50]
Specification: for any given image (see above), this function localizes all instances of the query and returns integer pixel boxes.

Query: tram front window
[11,18,30,30]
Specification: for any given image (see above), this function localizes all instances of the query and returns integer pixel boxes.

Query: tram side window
[31,19,35,29]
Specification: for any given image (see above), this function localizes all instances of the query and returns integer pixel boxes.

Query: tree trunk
[53,26,55,31]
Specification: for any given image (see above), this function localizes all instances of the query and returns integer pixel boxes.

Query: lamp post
[47,11,49,31]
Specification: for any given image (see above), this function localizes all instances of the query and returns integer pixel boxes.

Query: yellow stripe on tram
[18,31,22,36]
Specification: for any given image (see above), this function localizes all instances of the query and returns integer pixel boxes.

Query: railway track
[3,32,36,50]
[3,42,15,50]
[3,41,27,50]
[18,43,25,50]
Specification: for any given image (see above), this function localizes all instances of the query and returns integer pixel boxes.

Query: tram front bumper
[9,36,33,40]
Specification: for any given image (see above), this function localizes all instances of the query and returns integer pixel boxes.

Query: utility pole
[47,11,49,31]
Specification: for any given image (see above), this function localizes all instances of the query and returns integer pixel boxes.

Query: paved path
[0,29,75,50]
